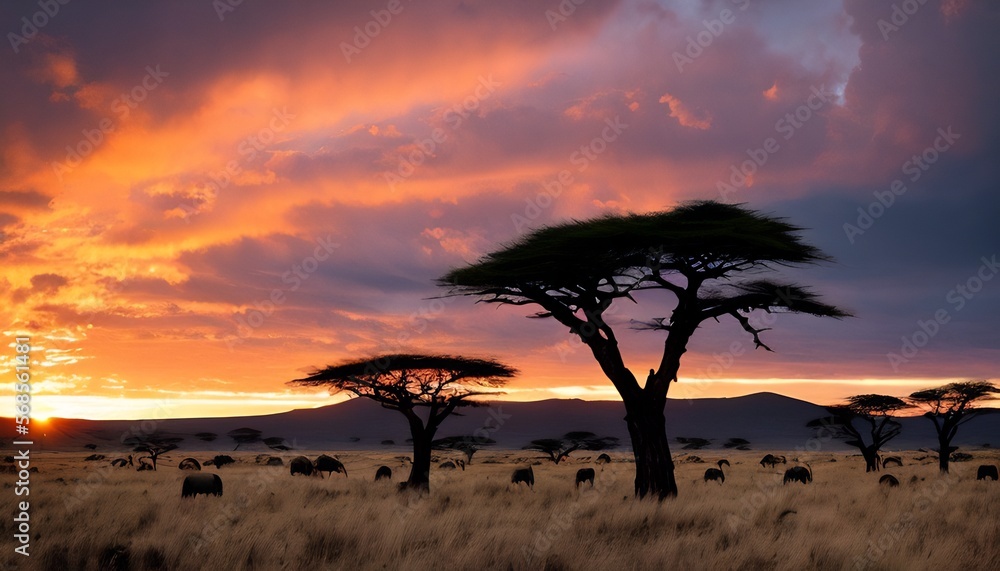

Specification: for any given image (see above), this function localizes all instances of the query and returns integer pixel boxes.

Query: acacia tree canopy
[524,431,619,464]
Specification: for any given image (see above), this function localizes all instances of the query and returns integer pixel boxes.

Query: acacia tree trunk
[624,398,677,499]
[407,434,432,491]
[861,445,881,473]
[937,435,953,474]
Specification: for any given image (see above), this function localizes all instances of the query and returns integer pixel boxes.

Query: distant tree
[123,433,182,471]
[524,431,619,465]
[227,428,263,451]
[676,437,711,450]
[439,201,849,499]
[432,435,497,464]
[290,354,516,492]
[194,432,218,442]
[908,381,999,473]
[723,438,751,450]
[263,436,291,451]
[808,394,908,472]
[84,443,97,451]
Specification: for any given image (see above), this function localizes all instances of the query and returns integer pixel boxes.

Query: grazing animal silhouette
[575,468,595,488]
[289,456,316,477]
[375,466,392,481]
[178,458,202,471]
[879,474,899,487]
[704,459,730,484]
[596,453,612,465]
[110,458,129,468]
[212,455,235,468]
[760,454,787,468]
[511,466,534,489]
[783,464,812,485]
[314,455,347,478]
[136,457,154,472]
[181,473,223,498]
[882,456,903,468]
[976,465,998,481]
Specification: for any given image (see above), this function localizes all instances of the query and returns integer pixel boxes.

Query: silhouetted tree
[84,443,97,451]
[290,354,516,492]
[432,435,496,464]
[227,428,263,451]
[908,381,999,473]
[808,394,908,472]
[263,436,291,451]
[123,434,182,471]
[194,432,218,442]
[439,201,848,499]
[524,431,619,464]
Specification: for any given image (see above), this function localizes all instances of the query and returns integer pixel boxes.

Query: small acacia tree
[808,394,908,472]
[440,201,848,499]
[123,434,182,471]
[908,381,999,473]
[524,431,619,464]
[432,435,496,465]
[290,354,516,492]
[227,428,263,451]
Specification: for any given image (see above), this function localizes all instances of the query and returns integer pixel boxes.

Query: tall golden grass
[3,449,998,570]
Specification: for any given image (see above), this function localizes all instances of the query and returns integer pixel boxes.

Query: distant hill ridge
[5,392,998,453]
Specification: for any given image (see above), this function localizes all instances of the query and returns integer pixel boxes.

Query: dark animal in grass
[110,458,129,468]
[882,456,903,468]
[212,455,235,468]
[439,459,466,471]
[977,465,999,481]
[511,466,534,488]
[375,466,392,481]
[596,453,612,465]
[289,456,317,477]
[178,458,202,471]
[704,459,730,484]
[783,464,812,485]
[760,454,786,468]
[879,474,899,487]
[314,454,347,478]
[136,457,154,471]
[575,468,595,488]
[181,473,223,498]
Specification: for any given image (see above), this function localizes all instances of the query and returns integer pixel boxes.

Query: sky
[1,0,997,420]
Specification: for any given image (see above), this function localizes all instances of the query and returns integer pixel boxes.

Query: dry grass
[3,450,999,570]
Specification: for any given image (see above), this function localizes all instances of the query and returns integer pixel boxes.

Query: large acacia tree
[808,394,908,472]
[439,201,848,499]
[908,380,999,474]
[290,354,516,492]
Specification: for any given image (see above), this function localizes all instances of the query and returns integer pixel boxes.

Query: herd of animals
[104,450,1000,499]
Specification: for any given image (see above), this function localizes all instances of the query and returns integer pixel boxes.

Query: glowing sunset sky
[1,0,997,420]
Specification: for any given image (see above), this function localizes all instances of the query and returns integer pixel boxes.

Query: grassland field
[2,448,998,571]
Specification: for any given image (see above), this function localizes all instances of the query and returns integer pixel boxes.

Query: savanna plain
[3,449,998,571]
